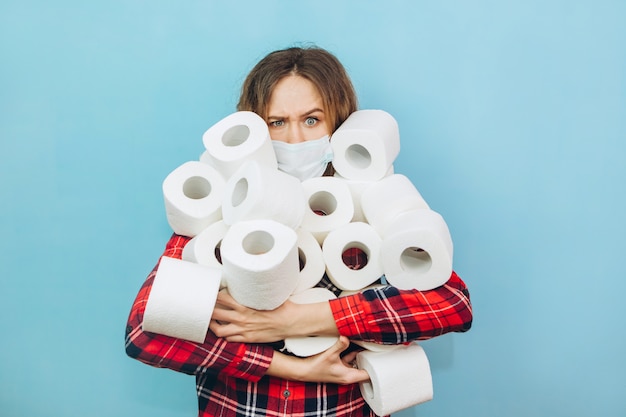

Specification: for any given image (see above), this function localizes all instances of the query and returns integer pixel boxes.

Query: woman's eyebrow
[267,108,324,120]
[303,108,324,116]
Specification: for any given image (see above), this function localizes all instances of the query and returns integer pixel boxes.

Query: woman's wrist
[284,300,340,338]
[266,350,307,381]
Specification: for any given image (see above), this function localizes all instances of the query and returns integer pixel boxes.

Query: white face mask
[271,135,333,181]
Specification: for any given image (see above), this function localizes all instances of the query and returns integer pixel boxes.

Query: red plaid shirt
[125,234,472,417]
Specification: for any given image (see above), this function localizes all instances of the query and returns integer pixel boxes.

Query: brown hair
[237,46,358,134]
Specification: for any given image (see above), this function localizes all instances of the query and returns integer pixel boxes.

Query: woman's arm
[330,272,473,344]
[211,271,472,345]
[267,336,369,384]
[124,234,274,381]
[125,233,370,385]
[210,289,339,342]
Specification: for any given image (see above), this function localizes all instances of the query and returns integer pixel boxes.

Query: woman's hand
[209,290,293,342]
[209,289,340,343]
[268,336,370,385]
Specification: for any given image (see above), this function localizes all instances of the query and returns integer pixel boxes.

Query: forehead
[267,75,324,115]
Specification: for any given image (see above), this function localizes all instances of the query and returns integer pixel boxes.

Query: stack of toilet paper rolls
[143,109,453,415]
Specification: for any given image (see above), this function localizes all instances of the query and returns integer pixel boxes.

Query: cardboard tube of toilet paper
[142,256,222,343]
[381,208,453,290]
[331,110,400,181]
[300,176,354,244]
[361,174,430,237]
[222,160,305,229]
[201,111,277,179]
[357,343,433,416]
[162,161,225,237]
[292,228,326,294]
[220,219,299,310]
[283,288,339,357]
[322,222,383,291]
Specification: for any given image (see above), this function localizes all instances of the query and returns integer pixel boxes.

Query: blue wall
[1,1,625,416]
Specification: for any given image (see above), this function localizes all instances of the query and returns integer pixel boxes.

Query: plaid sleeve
[125,234,274,381]
[329,271,473,343]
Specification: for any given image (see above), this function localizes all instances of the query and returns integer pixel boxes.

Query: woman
[125,46,473,417]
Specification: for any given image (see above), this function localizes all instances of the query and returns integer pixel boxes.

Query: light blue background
[1,1,624,416]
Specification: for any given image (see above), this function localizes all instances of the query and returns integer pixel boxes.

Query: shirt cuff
[220,343,275,382]
[329,293,368,339]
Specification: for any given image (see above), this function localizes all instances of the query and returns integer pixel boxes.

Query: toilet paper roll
[381,209,453,291]
[357,343,433,416]
[331,110,400,181]
[292,228,326,294]
[163,161,225,237]
[361,174,430,237]
[353,340,404,353]
[201,111,277,179]
[222,160,305,229]
[143,256,222,343]
[339,283,386,297]
[332,175,369,223]
[182,221,229,288]
[322,222,383,291]
[220,219,299,310]
[283,288,339,357]
[300,176,354,244]
[335,167,394,223]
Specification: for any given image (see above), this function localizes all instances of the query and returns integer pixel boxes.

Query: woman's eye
[305,117,318,126]
[270,120,284,127]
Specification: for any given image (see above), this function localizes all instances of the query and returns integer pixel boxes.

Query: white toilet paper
[292,228,326,294]
[360,174,430,237]
[201,111,277,179]
[222,160,305,230]
[322,222,383,291]
[334,168,394,223]
[182,221,229,287]
[332,175,370,223]
[283,288,340,357]
[142,256,222,343]
[357,343,433,416]
[353,340,404,353]
[220,219,299,310]
[339,283,387,297]
[331,110,400,181]
[162,161,225,237]
[381,209,453,291]
[300,176,354,245]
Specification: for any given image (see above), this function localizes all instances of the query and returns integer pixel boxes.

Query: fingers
[341,350,359,365]
[209,319,243,341]
[212,291,242,322]
[315,337,370,384]
[208,319,228,338]
[321,336,350,358]
[215,290,240,310]
[335,336,351,352]
[350,366,370,383]
[211,304,235,323]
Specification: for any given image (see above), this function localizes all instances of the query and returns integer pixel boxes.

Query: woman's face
[265,75,330,143]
